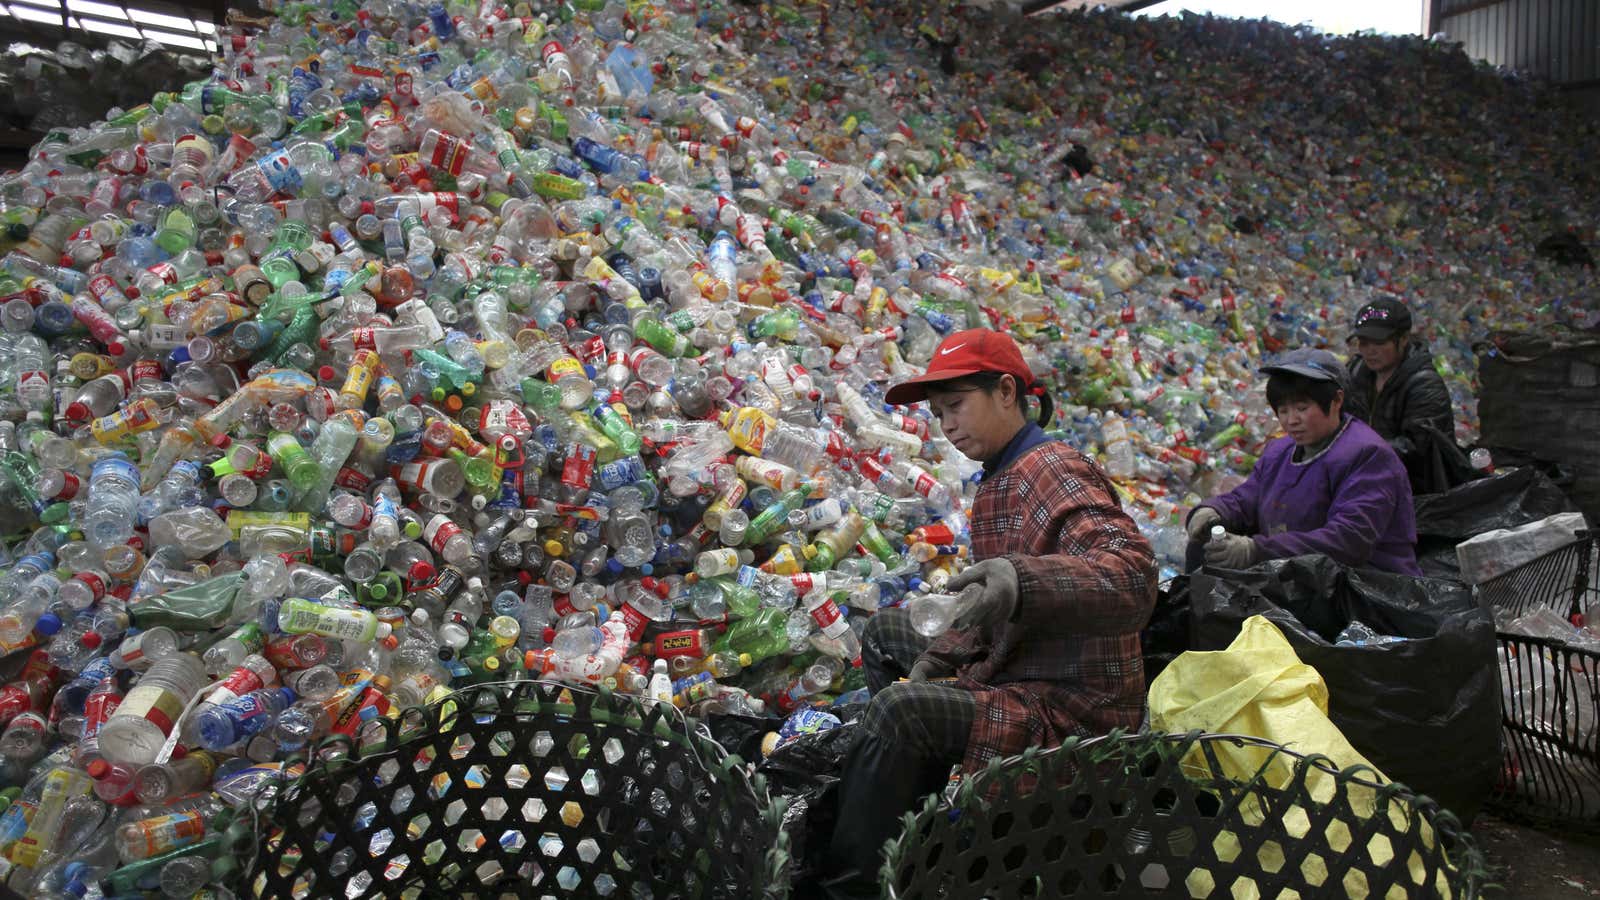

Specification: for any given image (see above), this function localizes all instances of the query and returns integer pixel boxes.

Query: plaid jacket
[920,440,1157,775]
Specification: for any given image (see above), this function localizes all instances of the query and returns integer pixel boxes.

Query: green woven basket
[242,680,791,899]
[882,731,1486,899]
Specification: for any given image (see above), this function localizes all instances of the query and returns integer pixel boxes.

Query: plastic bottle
[96,653,206,766]
[197,687,296,750]
[910,587,981,638]
[84,454,141,548]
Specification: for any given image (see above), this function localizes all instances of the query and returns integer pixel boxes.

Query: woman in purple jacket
[1186,348,1423,576]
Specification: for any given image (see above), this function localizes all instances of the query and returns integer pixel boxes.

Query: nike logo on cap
[939,343,967,356]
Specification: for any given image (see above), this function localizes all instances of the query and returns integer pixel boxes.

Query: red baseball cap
[884,329,1035,406]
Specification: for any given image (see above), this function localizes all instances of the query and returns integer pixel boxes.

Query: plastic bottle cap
[64,402,90,422]
[80,631,102,649]
[35,612,62,636]
[86,759,110,779]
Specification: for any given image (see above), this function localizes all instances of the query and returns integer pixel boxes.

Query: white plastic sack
[1455,511,1589,585]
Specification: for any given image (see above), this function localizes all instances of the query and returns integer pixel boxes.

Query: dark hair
[931,371,1055,426]
[1265,372,1342,414]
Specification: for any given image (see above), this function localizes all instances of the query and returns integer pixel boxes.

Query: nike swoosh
[939,343,967,356]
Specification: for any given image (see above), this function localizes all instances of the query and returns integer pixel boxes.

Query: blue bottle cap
[35,612,62,637]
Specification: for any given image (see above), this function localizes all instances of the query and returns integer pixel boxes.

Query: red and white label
[423,513,464,554]
[619,602,651,642]
[808,598,849,639]
[72,572,106,603]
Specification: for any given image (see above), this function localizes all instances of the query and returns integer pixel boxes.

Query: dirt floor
[1474,814,1600,898]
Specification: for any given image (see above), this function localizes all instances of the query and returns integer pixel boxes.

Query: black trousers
[821,608,976,895]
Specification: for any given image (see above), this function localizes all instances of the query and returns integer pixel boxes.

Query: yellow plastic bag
[1149,615,1379,781]
[1149,615,1454,899]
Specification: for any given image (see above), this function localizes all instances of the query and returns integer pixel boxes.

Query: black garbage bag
[1535,231,1595,267]
[756,722,859,884]
[1413,466,1581,578]
[1190,555,1500,823]
[1406,421,1482,497]
[1141,575,1193,683]
[704,712,781,764]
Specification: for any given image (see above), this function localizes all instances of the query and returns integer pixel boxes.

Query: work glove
[1203,533,1263,570]
[1186,507,1223,541]
[945,558,1021,631]
[907,658,952,683]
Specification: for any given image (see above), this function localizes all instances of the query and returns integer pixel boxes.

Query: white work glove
[945,558,1021,630]
[1186,507,1223,541]
[1204,533,1262,569]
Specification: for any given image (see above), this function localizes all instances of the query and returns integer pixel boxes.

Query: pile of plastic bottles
[0,0,1595,893]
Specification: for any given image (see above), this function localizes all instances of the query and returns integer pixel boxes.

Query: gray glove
[946,558,1021,631]
[1204,533,1262,569]
[908,658,951,682]
[1186,507,1222,541]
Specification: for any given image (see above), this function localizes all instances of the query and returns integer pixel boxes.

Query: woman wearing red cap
[816,329,1157,899]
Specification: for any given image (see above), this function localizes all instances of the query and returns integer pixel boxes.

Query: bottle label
[211,662,268,704]
[115,629,165,671]
[334,467,372,493]
[126,811,204,858]
[734,456,792,491]
[724,407,774,455]
[424,513,463,554]
[83,684,121,738]
[808,598,849,639]
[546,355,584,383]
[117,682,185,736]
[653,630,710,659]
[92,456,141,488]
[619,602,651,642]
[560,444,596,490]
[257,148,303,194]
[72,572,107,603]
[224,623,266,658]
[5,712,45,745]
[264,635,322,670]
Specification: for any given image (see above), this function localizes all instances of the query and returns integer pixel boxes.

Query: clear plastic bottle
[197,686,296,750]
[1100,412,1136,480]
[96,653,206,766]
[133,750,218,805]
[909,586,981,638]
[84,454,142,548]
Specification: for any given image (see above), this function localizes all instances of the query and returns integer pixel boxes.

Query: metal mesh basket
[1477,533,1600,826]
[242,681,791,899]
[881,731,1486,899]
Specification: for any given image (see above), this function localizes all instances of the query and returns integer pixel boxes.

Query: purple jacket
[1201,415,1422,576]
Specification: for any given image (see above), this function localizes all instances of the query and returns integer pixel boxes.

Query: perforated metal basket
[1478,532,1600,826]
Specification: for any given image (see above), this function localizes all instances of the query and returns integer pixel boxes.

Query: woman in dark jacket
[1343,299,1457,492]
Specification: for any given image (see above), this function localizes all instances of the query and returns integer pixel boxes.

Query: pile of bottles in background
[0,0,1594,893]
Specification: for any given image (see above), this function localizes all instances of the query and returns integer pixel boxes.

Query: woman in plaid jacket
[815,329,1158,899]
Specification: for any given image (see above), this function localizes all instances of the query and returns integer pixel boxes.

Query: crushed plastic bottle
[0,0,1595,893]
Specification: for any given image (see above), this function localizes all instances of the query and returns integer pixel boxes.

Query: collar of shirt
[1291,414,1353,465]
[982,421,1052,480]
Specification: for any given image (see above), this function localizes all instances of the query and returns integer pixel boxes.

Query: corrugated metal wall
[1436,0,1600,89]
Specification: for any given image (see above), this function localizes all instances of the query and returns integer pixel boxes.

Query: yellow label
[225,510,310,538]
[547,356,584,382]
[734,456,793,491]
[724,407,775,456]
